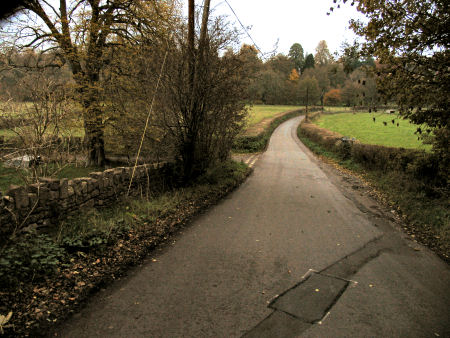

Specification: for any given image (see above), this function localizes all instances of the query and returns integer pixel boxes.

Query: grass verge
[0,160,250,337]
[298,127,449,263]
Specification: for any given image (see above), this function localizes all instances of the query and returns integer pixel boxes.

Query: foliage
[0,68,79,184]
[267,54,295,77]
[0,234,66,286]
[238,45,263,102]
[298,76,320,106]
[241,38,379,108]
[303,66,331,107]
[254,69,292,104]
[314,40,333,66]
[303,53,315,71]
[324,89,342,106]
[333,0,449,183]
[288,43,305,72]
[341,78,360,107]
[102,10,250,180]
[339,41,364,74]
[4,0,178,166]
[289,69,300,82]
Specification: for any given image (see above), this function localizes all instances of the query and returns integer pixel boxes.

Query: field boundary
[299,116,444,183]
[0,162,175,241]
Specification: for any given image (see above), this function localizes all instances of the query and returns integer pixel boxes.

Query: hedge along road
[54,116,450,337]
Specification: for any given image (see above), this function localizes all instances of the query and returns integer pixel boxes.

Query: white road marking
[244,154,259,168]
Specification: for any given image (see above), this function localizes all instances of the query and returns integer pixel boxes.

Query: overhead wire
[222,0,272,59]
[127,38,171,196]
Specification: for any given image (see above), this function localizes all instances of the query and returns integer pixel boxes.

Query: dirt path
[53,116,450,337]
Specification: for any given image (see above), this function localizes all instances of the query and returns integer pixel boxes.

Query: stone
[89,172,104,188]
[81,181,88,194]
[2,195,15,208]
[7,185,29,209]
[39,177,60,191]
[50,190,59,200]
[68,185,75,197]
[28,193,38,206]
[59,179,69,199]
[27,183,42,194]
[37,187,51,206]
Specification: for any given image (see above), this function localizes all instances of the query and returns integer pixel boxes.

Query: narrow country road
[54,116,450,337]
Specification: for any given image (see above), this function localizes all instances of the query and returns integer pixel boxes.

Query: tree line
[239,40,377,108]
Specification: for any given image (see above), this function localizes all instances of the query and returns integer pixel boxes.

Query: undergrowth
[0,160,249,288]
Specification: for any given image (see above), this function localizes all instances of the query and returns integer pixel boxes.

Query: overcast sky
[184,0,365,58]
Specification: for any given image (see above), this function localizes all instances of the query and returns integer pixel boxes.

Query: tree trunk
[80,82,106,167]
[84,109,106,167]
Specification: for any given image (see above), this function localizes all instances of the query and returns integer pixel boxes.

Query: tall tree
[314,40,333,65]
[339,41,362,74]
[298,75,320,109]
[304,66,330,108]
[288,43,305,73]
[266,54,295,78]
[5,0,176,166]
[238,44,263,102]
[303,53,315,71]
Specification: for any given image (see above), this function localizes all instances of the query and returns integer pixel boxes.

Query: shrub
[323,88,342,106]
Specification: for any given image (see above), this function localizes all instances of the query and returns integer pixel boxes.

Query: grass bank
[0,160,250,337]
[298,124,449,263]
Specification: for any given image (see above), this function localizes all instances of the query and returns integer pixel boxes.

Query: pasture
[247,105,304,127]
[315,112,431,150]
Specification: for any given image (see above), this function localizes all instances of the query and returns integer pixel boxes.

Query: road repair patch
[270,272,349,323]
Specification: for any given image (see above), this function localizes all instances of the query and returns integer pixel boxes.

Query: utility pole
[199,0,211,50]
[188,0,195,90]
[306,86,309,120]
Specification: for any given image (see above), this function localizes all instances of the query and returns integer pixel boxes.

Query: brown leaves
[0,312,13,334]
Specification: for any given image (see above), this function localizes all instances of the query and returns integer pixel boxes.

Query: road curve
[55,116,450,337]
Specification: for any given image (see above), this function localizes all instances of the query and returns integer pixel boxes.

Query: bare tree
[1,68,76,183]
[3,0,177,166]
[104,10,251,180]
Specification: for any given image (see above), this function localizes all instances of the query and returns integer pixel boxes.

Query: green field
[315,112,431,150]
[247,105,304,126]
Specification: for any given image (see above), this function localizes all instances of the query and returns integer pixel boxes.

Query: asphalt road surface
[55,116,450,337]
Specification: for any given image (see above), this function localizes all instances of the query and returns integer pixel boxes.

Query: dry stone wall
[0,163,173,239]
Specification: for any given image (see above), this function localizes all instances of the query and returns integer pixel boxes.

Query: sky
[183,0,366,58]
